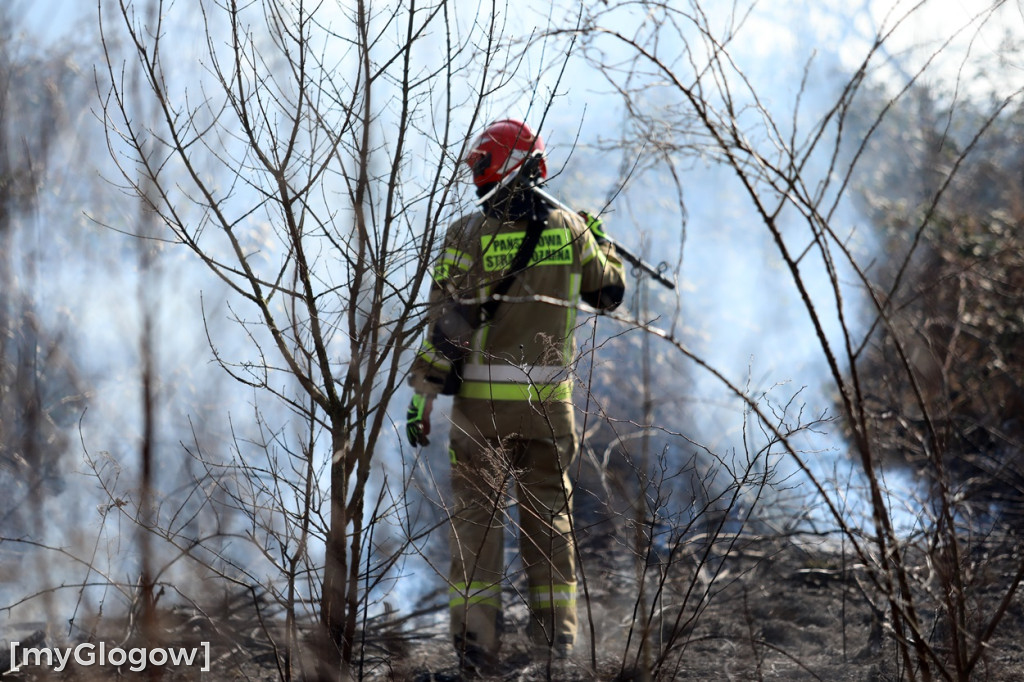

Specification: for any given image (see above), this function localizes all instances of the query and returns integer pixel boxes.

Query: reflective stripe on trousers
[449,582,502,609]
[447,430,579,655]
[529,583,577,609]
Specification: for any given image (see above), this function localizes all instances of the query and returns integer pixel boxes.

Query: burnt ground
[381,533,1024,681]
[5,531,1024,681]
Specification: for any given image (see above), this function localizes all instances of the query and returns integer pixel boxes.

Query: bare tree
[555,1,1024,679]
[92,0,1024,677]
[0,2,90,600]
[96,0,563,675]
[849,81,1024,520]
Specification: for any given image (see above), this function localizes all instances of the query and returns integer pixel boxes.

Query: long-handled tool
[478,151,676,290]
[528,182,675,290]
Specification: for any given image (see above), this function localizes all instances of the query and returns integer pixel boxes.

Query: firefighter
[406,119,625,675]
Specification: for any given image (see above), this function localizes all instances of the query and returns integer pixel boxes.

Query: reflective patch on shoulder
[433,247,474,281]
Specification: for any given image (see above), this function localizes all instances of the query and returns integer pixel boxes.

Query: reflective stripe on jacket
[410,207,625,438]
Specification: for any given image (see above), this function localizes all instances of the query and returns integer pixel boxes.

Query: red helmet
[464,119,547,187]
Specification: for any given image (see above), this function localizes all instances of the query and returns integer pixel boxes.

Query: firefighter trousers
[447,428,578,658]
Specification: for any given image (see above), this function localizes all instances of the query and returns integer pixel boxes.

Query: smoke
[542,0,974,532]
[3,0,1013,649]
[0,3,290,638]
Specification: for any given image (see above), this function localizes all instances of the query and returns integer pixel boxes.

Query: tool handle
[606,238,676,290]
[528,181,676,290]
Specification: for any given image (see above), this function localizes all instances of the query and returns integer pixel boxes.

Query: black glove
[406,394,433,447]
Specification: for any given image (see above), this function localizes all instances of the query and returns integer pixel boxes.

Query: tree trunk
[318,430,351,681]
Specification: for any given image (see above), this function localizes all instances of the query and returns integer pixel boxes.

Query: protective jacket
[409,206,626,440]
